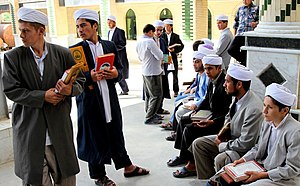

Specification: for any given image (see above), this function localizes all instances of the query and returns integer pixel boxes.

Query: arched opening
[126,9,136,40]
[159,8,173,21]
[208,9,212,39]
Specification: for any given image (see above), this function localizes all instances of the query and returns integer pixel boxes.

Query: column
[242,0,300,108]
[100,0,110,38]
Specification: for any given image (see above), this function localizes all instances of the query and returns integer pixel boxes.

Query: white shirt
[235,91,250,112]
[108,27,116,41]
[86,40,112,123]
[30,45,52,146]
[136,35,163,76]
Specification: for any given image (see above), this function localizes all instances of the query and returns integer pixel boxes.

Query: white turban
[107,15,116,22]
[74,9,99,23]
[18,7,48,26]
[163,19,173,25]
[153,20,164,28]
[193,44,215,60]
[203,54,222,66]
[265,83,297,107]
[201,38,214,47]
[216,14,228,21]
[227,63,253,81]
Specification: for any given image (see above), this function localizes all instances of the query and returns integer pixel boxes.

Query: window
[159,8,172,20]
[126,9,136,40]
[208,9,212,39]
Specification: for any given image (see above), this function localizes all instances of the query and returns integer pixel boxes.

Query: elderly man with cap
[2,7,85,185]
[189,63,263,184]
[162,18,184,98]
[107,15,130,96]
[153,20,171,115]
[219,83,300,186]
[71,9,149,186]
[215,14,233,70]
[163,44,213,136]
[168,55,232,178]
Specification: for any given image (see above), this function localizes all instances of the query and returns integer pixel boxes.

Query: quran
[60,63,82,84]
[224,161,265,182]
[96,53,115,71]
[217,122,231,142]
[190,110,212,121]
[168,43,181,49]
[69,46,89,72]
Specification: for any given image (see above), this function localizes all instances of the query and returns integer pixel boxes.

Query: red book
[95,53,115,71]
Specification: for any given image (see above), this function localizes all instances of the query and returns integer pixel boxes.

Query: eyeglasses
[156,29,163,31]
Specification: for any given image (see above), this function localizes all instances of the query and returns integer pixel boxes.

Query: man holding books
[72,9,149,186]
[2,7,85,185]
[191,63,263,184]
[220,83,300,186]
[168,55,232,178]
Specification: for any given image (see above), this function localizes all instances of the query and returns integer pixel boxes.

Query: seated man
[161,44,214,133]
[167,55,232,175]
[219,83,300,186]
[190,63,263,182]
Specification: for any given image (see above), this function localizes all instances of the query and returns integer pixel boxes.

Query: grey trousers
[175,104,191,124]
[143,74,163,120]
[191,135,241,179]
[23,146,76,186]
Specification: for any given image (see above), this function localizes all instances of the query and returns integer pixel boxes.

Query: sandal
[165,132,176,141]
[157,109,170,115]
[124,166,150,178]
[167,156,186,167]
[95,176,116,186]
[173,167,197,178]
[160,122,173,130]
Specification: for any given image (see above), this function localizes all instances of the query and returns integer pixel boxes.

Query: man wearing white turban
[169,55,232,178]
[107,15,130,96]
[2,7,85,185]
[162,18,184,97]
[71,9,149,186]
[191,63,263,184]
[215,14,233,70]
[221,83,300,186]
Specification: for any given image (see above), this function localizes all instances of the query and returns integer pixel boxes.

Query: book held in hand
[190,110,212,121]
[69,46,89,72]
[224,160,265,182]
[96,53,115,71]
[60,63,83,84]
[217,122,231,142]
[168,43,181,49]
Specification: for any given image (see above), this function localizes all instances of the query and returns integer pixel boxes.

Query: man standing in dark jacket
[162,19,184,98]
[72,9,149,186]
[107,15,130,95]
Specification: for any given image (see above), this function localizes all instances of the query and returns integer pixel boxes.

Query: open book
[224,161,265,182]
[96,53,115,71]
[69,46,89,72]
[190,110,212,121]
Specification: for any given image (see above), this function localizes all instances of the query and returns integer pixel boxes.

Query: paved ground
[0,62,209,185]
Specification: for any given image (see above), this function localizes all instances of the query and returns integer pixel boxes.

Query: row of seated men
[159,42,300,185]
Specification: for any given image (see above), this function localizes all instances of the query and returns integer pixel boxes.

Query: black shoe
[119,91,128,95]
[167,156,187,167]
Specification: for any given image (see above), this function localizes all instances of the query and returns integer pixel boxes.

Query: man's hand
[243,171,268,184]
[102,66,118,79]
[55,79,73,96]
[189,104,197,111]
[232,158,245,167]
[215,136,221,145]
[184,88,191,94]
[192,119,214,128]
[190,87,196,94]
[91,69,105,82]
[168,47,175,53]
[45,88,64,105]
[251,21,258,28]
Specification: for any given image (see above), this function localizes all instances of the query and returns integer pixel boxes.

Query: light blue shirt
[195,72,209,106]
[136,35,163,76]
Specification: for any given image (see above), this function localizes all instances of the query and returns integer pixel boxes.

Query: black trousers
[227,35,247,66]
[174,117,222,161]
[118,78,129,93]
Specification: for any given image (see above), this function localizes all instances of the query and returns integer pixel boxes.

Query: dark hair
[18,19,46,30]
[85,19,98,31]
[143,24,155,33]
[192,40,205,51]
[267,95,290,111]
[231,76,251,91]
[220,20,228,23]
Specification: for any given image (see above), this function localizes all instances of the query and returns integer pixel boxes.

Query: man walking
[2,7,84,185]
[107,15,130,95]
